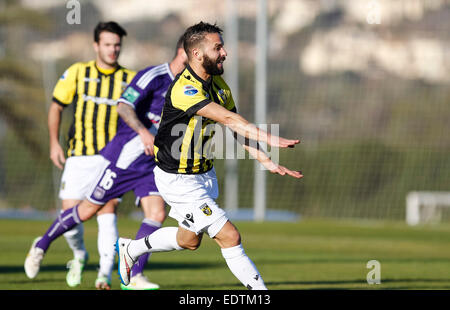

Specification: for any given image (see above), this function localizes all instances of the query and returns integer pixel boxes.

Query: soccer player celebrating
[115,22,303,290]
[46,21,135,289]
[25,34,188,290]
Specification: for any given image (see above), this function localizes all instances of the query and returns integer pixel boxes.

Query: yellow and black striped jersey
[154,65,236,174]
[52,60,136,157]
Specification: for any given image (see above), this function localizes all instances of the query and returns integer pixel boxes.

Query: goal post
[406,191,450,225]
[253,0,268,222]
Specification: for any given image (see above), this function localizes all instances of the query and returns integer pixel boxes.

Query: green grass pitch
[1,217,450,290]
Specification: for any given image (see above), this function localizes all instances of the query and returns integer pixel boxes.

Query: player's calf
[215,221,266,290]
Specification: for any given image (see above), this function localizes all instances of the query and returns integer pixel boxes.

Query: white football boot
[24,237,44,279]
[115,238,136,286]
[120,273,160,290]
[66,253,88,287]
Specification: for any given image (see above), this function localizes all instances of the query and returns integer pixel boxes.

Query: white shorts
[59,155,108,200]
[153,166,228,238]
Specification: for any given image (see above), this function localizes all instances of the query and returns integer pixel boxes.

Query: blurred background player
[116,21,303,290]
[25,37,188,290]
[46,21,135,289]
[114,36,187,290]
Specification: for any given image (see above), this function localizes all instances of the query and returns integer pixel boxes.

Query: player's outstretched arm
[117,102,155,156]
[197,102,300,148]
[240,137,303,179]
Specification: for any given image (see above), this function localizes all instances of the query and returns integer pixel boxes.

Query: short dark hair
[182,22,223,58]
[173,34,185,59]
[94,21,127,42]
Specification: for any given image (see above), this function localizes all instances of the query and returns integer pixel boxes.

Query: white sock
[221,244,267,290]
[63,223,87,260]
[97,213,118,280]
[128,227,184,259]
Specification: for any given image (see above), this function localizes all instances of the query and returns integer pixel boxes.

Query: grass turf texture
[1,217,450,290]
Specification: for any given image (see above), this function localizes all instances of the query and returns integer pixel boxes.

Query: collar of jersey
[93,60,120,76]
[185,64,212,90]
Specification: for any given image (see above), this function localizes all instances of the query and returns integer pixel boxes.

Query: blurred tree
[0,0,51,158]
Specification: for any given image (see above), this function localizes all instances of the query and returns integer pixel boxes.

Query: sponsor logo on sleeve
[183,85,198,96]
[60,70,68,80]
[122,86,140,103]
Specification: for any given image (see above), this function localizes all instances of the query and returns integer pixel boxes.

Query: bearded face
[202,53,225,76]
[198,33,227,76]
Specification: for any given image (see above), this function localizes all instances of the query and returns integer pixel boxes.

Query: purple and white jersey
[100,63,175,171]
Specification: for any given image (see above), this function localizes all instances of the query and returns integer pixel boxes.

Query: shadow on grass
[266,278,450,285]
[0,261,223,275]
[111,278,450,289]
[257,257,450,265]
[4,276,450,289]
[3,262,450,289]
[265,278,450,289]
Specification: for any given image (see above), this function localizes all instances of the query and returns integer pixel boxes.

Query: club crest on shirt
[93,186,105,200]
[183,85,198,96]
[218,89,227,103]
[199,203,212,216]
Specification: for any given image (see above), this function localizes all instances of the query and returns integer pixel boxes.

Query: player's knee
[141,197,166,222]
[145,209,166,223]
[227,229,241,245]
[78,201,101,221]
[216,222,241,247]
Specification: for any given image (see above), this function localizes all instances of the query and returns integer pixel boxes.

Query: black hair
[176,34,184,50]
[173,34,185,59]
[94,21,127,42]
[182,21,223,58]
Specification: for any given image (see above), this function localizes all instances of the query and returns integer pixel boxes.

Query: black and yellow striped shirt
[154,65,236,174]
[52,60,136,157]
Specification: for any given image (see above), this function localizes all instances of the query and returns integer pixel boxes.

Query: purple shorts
[87,160,159,206]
